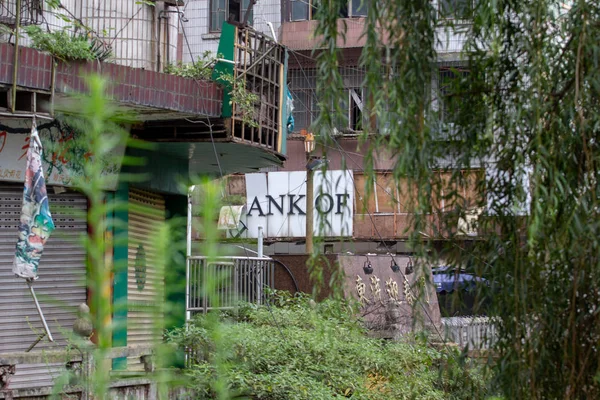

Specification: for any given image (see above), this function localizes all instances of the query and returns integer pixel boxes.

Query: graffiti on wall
[0,119,123,189]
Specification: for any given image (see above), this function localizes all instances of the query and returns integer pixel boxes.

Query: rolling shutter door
[0,185,88,390]
[127,188,165,370]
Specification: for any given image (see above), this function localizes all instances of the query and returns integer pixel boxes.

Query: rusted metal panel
[376,173,398,213]
[353,214,373,239]
[353,173,376,214]
[370,214,395,239]
[279,138,396,172]
[279,19,368,50]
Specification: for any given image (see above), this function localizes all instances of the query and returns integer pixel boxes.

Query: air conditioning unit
[457,207,483,236]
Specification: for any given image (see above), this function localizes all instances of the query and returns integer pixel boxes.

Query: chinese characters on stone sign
[370,275,382,304]
[356,276,370,305]
[355,274,418,306]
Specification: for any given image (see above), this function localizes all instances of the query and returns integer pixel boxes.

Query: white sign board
[242,170,354,238]
[0,119,123,190]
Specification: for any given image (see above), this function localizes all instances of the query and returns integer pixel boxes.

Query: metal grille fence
[0,0,42,26]
[442,316,497,350]
[186,256,275,314]
[231,26,286,152]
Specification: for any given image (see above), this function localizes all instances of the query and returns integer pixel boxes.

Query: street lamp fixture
[363,259,374,275]
[405,257,414,275]
[304,132,315,154]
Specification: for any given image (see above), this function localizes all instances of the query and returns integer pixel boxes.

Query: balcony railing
[186,256,275,315]
[0,0,42,26]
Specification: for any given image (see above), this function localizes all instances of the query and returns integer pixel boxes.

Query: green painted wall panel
[112,183,128,370]
[212,22,237,117]
[123,147,188,195]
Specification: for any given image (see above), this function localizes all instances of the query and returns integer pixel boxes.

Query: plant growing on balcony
[163,51,217,80]
[23,25,111,61]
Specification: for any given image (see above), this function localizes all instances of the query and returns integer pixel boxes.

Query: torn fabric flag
[13,122,55,281]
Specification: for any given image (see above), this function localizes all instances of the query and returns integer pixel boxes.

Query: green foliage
[313,0,600,398]
[217,71,260,128]
[163,54,216,81]
[169,292,490,399]
[163,52,259,127]
[24,25,110,61]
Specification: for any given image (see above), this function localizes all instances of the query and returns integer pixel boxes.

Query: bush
[163,52,216,80]
[168,291,493,399]
[24,26,110,61]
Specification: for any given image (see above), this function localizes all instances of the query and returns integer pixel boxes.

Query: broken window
[289,68,367,133]
[210,0,253,32]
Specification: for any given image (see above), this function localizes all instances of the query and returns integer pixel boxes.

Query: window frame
[209,0,253,33]
[437,0,475,21]
[433,63,471,141]
[287,0,367,22]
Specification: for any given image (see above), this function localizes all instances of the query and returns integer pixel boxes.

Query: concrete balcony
[279,18,368,51]
[0,40,286,179]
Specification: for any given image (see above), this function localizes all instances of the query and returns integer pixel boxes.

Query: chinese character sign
[13,123,55,280]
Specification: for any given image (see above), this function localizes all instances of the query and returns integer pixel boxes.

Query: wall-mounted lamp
[363,260,374,275]
[405,257,414,275]
[390,260,400,273]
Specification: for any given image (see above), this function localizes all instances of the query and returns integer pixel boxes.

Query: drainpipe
[11,0,22,113]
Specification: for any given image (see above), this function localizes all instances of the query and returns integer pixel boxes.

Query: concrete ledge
[0,344,156,365]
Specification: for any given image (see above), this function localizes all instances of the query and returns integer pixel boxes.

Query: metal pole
[306,155,314,255]
[185,186,194,322]
[27,280,54,342]
[256,226,263,304]
[257,225,263,258]
[11,0,22,113]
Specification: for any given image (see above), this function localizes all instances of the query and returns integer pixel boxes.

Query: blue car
[432,266,488,293]
[432,266,490,316]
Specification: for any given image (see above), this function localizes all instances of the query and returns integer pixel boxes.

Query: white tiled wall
[180,0,281,62]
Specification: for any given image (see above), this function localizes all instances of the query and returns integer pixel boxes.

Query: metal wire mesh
[187,256,276,314]
[231,26,286,152]
[0,0,42,26]
[288,66,368,133]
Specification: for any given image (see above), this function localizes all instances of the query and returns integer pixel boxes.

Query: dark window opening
[350,0,367,17]
[288,0,367,21]
[349,88,363,131]
[439,0,474,20]
[210,0,253,32]
[438,66,470,126]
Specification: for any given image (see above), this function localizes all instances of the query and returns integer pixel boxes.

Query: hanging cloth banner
[13,121,55,281]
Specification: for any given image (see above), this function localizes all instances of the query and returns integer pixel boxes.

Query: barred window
[210,0,253,32]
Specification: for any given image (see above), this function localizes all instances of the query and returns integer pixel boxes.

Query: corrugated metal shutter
[127,188,165,370]
[0,185,88,390]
